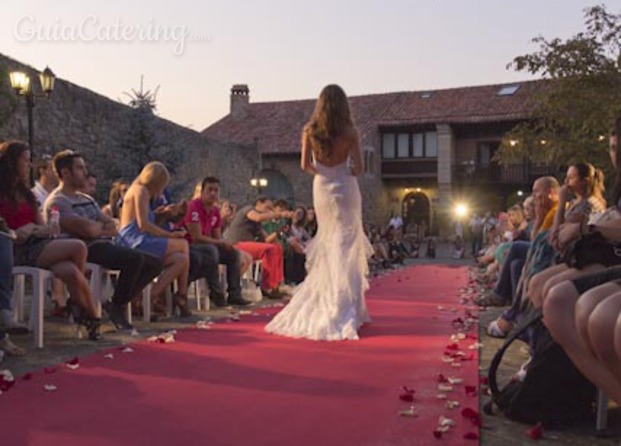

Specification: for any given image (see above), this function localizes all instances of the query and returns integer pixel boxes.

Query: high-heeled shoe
[66,298,103,341]
[172,293,192,317]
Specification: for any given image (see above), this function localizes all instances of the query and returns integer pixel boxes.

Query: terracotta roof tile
[202,80,545,154]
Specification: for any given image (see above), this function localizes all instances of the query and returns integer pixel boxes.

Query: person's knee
[543,282,576,335]
[176,251,190,266]
[587,303,618,359]
[69,240,88,262]
[59,263,82,284]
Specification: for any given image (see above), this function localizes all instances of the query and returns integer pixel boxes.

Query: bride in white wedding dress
[265,85,373,341]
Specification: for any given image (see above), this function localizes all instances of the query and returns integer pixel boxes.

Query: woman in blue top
[117,161,191,315]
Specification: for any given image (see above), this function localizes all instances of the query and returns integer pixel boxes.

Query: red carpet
[1,265,480,446]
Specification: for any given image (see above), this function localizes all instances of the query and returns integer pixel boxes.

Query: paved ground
[2,243,620,445]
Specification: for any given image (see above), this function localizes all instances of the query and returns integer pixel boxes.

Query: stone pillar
[436,124,454,237]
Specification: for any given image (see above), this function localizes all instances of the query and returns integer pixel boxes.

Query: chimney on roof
[230,84,249,118]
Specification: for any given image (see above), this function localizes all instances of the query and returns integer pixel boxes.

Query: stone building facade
[204,82,550,233]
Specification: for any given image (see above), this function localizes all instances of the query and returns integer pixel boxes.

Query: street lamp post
[250,177,268,195]
[9,66,56,175]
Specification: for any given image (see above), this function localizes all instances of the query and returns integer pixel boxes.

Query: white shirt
[32,182,50,209]
[389,216,403,229]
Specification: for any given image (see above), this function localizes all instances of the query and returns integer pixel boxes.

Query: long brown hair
[304,84,354,160]
[0,140,37,211]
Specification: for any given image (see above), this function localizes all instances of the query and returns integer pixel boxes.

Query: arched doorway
[260,169,295,206]
[402,192,430,232]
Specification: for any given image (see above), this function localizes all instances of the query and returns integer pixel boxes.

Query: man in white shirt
[31,154,58,209]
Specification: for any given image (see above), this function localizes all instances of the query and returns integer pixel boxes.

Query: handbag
[562,231,621,269]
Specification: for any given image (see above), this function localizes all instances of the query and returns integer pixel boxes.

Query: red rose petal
[433,430,442,439]
[437,374,449,383]
[66,357,79,366]
[464,432,479,440]
[44,367,56,374]
[399,393,414,402]
[465,385,477,396]
[446,343,460,351]
[22,373,33,381]
[461,407,482,427]
[0,374,15,392]
[402,386,415,394]
[526,422,543,440]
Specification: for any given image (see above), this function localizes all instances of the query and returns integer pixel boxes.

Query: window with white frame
[381,131,438,159]
[397,133,410,158]
[382,133,395,159]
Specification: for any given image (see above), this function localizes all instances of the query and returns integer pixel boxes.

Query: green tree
[111,76,181,181]
[497,4,621,170]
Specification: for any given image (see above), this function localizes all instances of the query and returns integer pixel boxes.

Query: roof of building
[202,80,546,155]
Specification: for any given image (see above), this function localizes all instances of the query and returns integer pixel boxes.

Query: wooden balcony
[381,159,438,179]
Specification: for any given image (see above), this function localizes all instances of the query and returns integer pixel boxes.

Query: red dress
[0,199,50,266]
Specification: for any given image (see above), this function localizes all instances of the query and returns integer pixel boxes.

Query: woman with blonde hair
[116,161,191,315]
[266,84,373,341]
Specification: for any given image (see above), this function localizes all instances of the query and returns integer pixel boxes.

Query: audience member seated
[224,197,290,299]
[305,206,318,237]
[527,162,607,308]
[0,141,103,340]
[181,176,251,307]
[0,234,24,357]
[31,154,57,209]
[543,126,621,403]
[101,179,128,220]
[0,217,27,336]
[116,161,191,316]
[82,172,97,197]
[45,150,163,330]
[481,176,560,336]
[287,206,312,284]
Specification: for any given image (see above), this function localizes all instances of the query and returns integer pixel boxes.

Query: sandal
[0,335,26,356]
[486,319,508,338]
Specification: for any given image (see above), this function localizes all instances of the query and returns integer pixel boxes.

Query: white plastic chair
[12,266,54,348]
[192,278,211,311]
[596,388,608,434]
[85,263,126,320]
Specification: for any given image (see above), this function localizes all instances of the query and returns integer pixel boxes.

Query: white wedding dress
[265,159,373,341]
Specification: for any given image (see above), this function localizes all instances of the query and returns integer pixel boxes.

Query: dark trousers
[493,241,530,303]
[87,241,163,306]
[285,250,306,284]
[0,236,14,312]
[189,244,242,300]
[471,235,483,256]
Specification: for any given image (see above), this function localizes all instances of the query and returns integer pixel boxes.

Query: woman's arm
[552,185,570,229]
[134,186,177,238]
[300,130,318,175]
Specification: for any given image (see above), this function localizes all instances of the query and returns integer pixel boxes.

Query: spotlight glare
[454,203,468,218]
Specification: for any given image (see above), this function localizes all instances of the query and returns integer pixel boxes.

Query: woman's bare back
[313,128,357,166]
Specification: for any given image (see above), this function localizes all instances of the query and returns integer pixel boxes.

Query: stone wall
[0,53,256,205]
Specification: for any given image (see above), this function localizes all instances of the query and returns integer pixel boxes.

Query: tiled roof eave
[378,113,535,127]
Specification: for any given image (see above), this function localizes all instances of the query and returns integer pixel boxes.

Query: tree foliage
[497,4,621,171]
[111,76,181,181]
